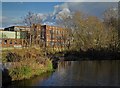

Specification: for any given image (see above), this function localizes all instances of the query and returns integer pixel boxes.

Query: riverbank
[48,49,120,61]
[5,60,120,86]
[2,47,53,85]
[2,47,120,85]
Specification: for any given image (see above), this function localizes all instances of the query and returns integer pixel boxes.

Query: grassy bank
[2,47,53,81]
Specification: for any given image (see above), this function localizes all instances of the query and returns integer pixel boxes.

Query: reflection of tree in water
[58,61,72,69]
[7,60,120,86]
[11,72,53,86]
[56,60,120,86]
[76,60,120,85]
[56,61,72,77]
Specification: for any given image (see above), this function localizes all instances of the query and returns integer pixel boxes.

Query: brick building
[41,25,67,49]
[1,24,68,49]
[0,26,30,47]
[30,24,42,45]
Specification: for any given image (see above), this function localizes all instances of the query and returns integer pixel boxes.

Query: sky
[1,2,118,28]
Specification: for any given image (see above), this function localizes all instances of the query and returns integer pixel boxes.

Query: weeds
[2,47,53,81]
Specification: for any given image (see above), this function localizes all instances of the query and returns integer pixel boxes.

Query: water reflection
[9,72,53,87]
[40,60,120,86]
[8,60,120,86]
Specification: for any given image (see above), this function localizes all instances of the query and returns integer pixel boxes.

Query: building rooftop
[4,25,30,31]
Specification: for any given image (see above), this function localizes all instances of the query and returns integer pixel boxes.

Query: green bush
[9,65,32,80]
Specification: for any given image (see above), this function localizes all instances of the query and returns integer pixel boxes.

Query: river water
[10,59,120,86]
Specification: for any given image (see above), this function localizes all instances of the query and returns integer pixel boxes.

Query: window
[57,36,62,40]
[50,30,53,40]
[14,41,17,44]
[50,41,54,46]
[50,30,53,34]
[41,28,45,39]
[58,31,60,34]
[56,42,59,46]
[34,26,37,31]
[56,30,58,34]
[4,40,7,44]
[10,40,12,44]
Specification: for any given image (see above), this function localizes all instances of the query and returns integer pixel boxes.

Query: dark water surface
[10,60,120,86]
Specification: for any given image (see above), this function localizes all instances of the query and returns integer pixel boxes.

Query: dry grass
[2,47,53,81]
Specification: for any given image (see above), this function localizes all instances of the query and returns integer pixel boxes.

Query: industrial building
[0,24,68,49]
[0,26,29,47]
[41,25,67,48]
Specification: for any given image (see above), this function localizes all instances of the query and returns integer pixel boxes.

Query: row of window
[0,40,20,45]
[41,28,65,40]
[49,29,64,35]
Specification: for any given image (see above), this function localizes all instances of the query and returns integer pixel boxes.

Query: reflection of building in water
[58,61,72,69]
[57,61,72,76]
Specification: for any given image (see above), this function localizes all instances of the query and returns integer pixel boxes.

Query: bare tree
[23,11,43,46]
[103,7,119,51]
[103,7,118,27]
[57,12,77,50]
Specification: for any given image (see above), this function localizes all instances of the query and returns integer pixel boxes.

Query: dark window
[50,30,53,40]
[4,40,7,44]
[10,40,12,44]
[56,30,58,34]
[14,41,17,44]
[41,28,45,39]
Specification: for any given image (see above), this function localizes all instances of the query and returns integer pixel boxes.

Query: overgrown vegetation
[2,47,53,81]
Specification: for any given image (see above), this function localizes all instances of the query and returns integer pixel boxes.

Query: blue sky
[2,2,63,27]
[3,2,63,15]
[2,2,118,28]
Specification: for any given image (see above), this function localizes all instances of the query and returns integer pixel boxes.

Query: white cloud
[53,2,118,18]
[53,3,69,15]
[2,2,118,27]
[56,8,71,20]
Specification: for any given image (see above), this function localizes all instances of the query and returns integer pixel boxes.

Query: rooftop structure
[4,26,30,31]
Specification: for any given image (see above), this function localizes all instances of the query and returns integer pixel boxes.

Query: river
[8,59,120,86]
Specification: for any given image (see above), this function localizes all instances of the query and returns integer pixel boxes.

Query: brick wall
[42,25,67,48]
[0,38,24,47]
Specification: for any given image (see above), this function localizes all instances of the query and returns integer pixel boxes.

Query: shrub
[3,48,53,81]
[6,52,21,62]
[9,65,32,80]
